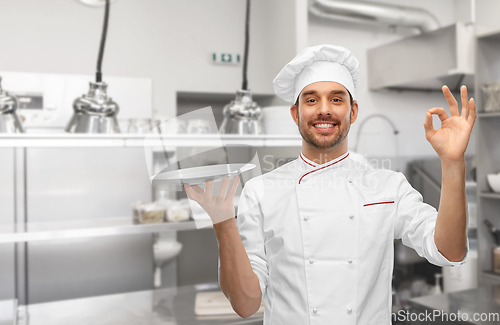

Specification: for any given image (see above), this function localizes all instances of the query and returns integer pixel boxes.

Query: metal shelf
[476,29,500,288]
[482,270,500,281]
[478,111,500,118]
[0,134,302,148]
[0,218,199,244]
[480,192,500,199]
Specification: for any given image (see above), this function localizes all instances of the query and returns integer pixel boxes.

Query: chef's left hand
[424,85,476,162]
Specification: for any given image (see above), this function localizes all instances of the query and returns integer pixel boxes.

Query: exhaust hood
[309,0,440,33]
[368,23,475,92]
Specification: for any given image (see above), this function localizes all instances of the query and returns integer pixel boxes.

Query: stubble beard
[298,113,351,150]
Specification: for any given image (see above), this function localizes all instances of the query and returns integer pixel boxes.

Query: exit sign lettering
[212,53,241,65]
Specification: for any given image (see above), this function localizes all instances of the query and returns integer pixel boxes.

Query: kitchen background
[1,0,500,324]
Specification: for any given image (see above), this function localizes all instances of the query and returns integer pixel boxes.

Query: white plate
[151,163,255,188]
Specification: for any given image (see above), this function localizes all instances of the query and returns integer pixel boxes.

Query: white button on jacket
[229,151,468,325]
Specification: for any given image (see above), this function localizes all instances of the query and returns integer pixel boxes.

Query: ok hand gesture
[424,85,477,163]
[183,176,240,225]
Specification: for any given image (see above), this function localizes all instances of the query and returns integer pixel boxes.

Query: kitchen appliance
[2,1,153,301]
[368,23,475,92]
[0,71,151,131]
[0,76,24,133]
[219,0,263,135]
[65,82,120,133]
[219,90,262,135]
[308,0,440,33]
[66,0,120,133]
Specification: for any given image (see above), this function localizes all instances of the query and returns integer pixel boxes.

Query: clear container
[481,82,500,112]
[150,119,161,133]
[494,246,500,274]
[118,118,130,133]
[128,118,138,133]
[187,119,212,134]
[177,120,187,134]
[128,118,153,134]
[136,118,152,134]
[133,202,165,224]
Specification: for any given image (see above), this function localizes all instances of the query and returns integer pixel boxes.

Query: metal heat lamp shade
[219,89,262,135]
[66,0,120,133]
[65,82,120,133]
[219,0,263,135]
[0,76,25,133]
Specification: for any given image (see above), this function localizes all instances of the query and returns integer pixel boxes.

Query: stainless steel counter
[408,285,500,324]
[18,283,263,325]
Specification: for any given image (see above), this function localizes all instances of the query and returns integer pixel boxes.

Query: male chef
[184,44,475,325]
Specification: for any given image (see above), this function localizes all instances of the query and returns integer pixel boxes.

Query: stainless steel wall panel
[25,148,154,303]
[26,148,151,222]
[27,235,153,304]
[0,148,15,300]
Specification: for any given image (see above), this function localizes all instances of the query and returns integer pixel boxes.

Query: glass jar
[494,246,500,274]
[481,82,500,112]
[118,118,130,133]
[187,119,212,134]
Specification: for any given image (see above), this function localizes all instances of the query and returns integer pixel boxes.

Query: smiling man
[184,44,475,325]
[293,81,356,159]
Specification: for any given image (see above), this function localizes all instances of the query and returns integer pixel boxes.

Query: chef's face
[290,81,358,150]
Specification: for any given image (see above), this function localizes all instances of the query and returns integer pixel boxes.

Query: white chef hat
[273,44,360,103]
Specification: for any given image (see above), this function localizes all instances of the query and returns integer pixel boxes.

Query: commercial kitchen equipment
[0,76,24,133]
[219,0,263,135]
[66,0,120,133]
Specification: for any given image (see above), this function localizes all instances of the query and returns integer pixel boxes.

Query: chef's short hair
[294,89,354,110]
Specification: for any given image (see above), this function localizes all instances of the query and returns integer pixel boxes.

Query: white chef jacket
[230,151,469,325]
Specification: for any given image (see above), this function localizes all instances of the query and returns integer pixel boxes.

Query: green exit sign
[212,53,241,64]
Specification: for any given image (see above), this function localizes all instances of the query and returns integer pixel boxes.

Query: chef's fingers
[423,110,436,140]
[460,85,469,119]
[205,179,214,199]
[468,98,477,127]
[427,107,449,122]
[226,175,240,201]
[183,184,201,203]
[190,184,204,194]
[217,176,230,201]
[442,86,459,116]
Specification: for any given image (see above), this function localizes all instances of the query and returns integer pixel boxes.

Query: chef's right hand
[183,175,240,225]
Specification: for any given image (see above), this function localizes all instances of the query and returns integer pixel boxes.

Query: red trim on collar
[298,153,350,184]
[363,201,395,207]
[300,153,316,167]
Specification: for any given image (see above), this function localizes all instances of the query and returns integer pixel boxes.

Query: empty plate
[151,163,256,188]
